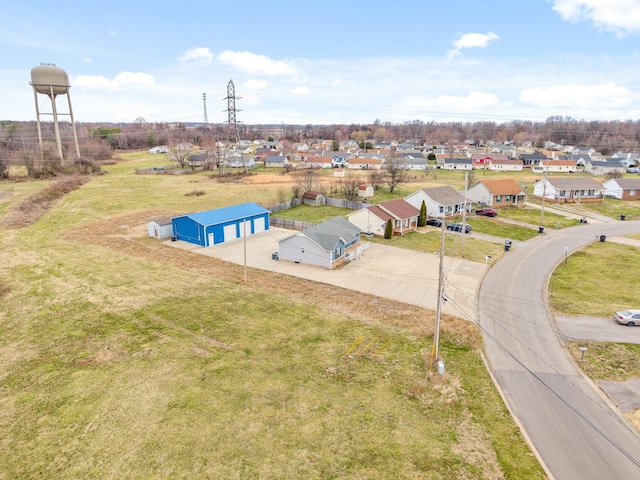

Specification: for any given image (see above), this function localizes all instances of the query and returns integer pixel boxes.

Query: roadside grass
[0,160,546,478]
[548,242,640,316]
[580,198,640,220]
[466,217,539,242]
[366,229,505,263]
[496,206,583,229]
[567,342,640,381]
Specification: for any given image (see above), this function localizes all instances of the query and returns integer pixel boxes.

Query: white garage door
[223,223,238,242]
[253,216,266,234]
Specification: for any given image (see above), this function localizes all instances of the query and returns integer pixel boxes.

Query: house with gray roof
[602,178,640,200]
[533,177,603,203]
[277,216,363,269]
[404,186,467,218]
[585,158,625,176]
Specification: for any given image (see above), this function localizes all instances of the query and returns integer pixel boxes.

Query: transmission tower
[222,80,246,174]
[202,93,208,125]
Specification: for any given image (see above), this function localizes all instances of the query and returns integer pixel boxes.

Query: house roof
[177,202,269,226]
[151,217,172,226]
[265,155,285,163]
[444,157,473,164]
[539,159,578,166]
[301,216,361,251]
[420,185,465,206]
[545,177,602,189]
[488,158,521,165]
[378,199,420,219]
[476,179,526,195]
[605,178,640,189]
[302,191,324,199]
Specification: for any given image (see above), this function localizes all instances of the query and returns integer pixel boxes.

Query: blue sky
[3,0,640,125]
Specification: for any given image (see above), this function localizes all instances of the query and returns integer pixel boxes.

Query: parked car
[447,223,472,233]
[426,218,442,227]
[475,208,497,217]
[626,167,640,174]
[614,309,640,326]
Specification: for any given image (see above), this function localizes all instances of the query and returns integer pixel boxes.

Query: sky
[3,0,640,125]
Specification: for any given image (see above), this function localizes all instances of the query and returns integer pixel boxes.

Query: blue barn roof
[182,202,269,226]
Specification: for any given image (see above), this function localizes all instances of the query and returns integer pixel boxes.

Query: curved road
[479,220,640,479]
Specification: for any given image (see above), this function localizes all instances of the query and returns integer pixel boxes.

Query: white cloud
[435,91,501,111]
[218,50,297,75]
[448,31,499,57]
[179,47,214,63]
[520,82,635,108]
[108,30,118,36]
[84,58,92,63]
[292,86,310,95]
[244,79,268,90]
[74,71,155,91]
[551,0,640,35]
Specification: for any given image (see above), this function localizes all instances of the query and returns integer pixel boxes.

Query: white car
[614,309,640,326]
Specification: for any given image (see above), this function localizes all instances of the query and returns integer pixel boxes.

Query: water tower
[30,63,80,160]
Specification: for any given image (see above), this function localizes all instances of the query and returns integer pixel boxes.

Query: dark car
[475,208,497,217]
[426,218,442,227]
[447,222,472,233]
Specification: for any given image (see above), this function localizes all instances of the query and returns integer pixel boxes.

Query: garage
[171,202,270,247]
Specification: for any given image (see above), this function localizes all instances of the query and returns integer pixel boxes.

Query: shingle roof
[612,178,640,189]
[546,177,602,189]
[477,179,526,195]
[420,185,465,206]
[302,216,361,251]
[378,199,420,219]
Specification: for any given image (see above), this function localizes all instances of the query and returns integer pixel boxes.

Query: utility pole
[461,170,469,258]
[539,160,549,229]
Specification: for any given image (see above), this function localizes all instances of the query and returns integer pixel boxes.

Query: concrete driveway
[166,227,487,321]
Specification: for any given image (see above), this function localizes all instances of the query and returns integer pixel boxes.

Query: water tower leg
[32,87,43,150]
[50,85,63,160]
[66,92,80,158]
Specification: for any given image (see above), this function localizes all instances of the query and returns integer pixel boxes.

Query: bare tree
[294,168,317,192]
[384,148,408,193]
[367,169,384,191]
[340,175,361,201]
[169,144,193,168]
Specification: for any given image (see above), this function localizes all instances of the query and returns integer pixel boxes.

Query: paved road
[479,220,640,479]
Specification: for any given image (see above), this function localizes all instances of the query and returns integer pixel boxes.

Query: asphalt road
[479,220,640,479]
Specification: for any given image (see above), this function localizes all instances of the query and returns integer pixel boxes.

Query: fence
[270,217,315,230]
[325,197,369,210]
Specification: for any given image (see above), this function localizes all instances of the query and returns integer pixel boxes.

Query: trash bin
[271,252,279,261]
[504,240,512,252]
[600,235,606,242]
[621,214,626,221]
[538,226,545,233]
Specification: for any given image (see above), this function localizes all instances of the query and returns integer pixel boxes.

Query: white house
[602,178,640,200]
[486,158,523,172]
[348,199,419,237]
[277,216,363,269]
[404,186,466,218]
[531,160,577,174]
[533,177,603,203]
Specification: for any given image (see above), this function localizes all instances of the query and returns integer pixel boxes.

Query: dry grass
[0,160,544,479]
[2,174,91,229]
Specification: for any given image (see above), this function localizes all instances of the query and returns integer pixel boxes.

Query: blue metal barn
[171,202,270,247]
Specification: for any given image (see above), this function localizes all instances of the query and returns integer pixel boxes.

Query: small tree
[418,200,427,227]
[384,219,393,239]
[331,139,340,151]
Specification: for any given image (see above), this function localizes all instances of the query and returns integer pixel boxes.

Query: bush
[384,219,393,239]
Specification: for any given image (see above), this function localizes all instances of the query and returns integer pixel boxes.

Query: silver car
[614,309,640,326]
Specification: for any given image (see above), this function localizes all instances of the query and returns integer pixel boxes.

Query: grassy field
[0,155,545,478]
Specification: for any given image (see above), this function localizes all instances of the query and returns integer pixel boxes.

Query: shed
[147,217,173,239]
[302,191,326,206]
[171,202,270,247]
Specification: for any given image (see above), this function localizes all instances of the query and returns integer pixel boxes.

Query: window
[495,195,502,203]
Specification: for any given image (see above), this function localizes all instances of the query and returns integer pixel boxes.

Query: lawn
[548,241,640,317]
[0,156,544,479]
